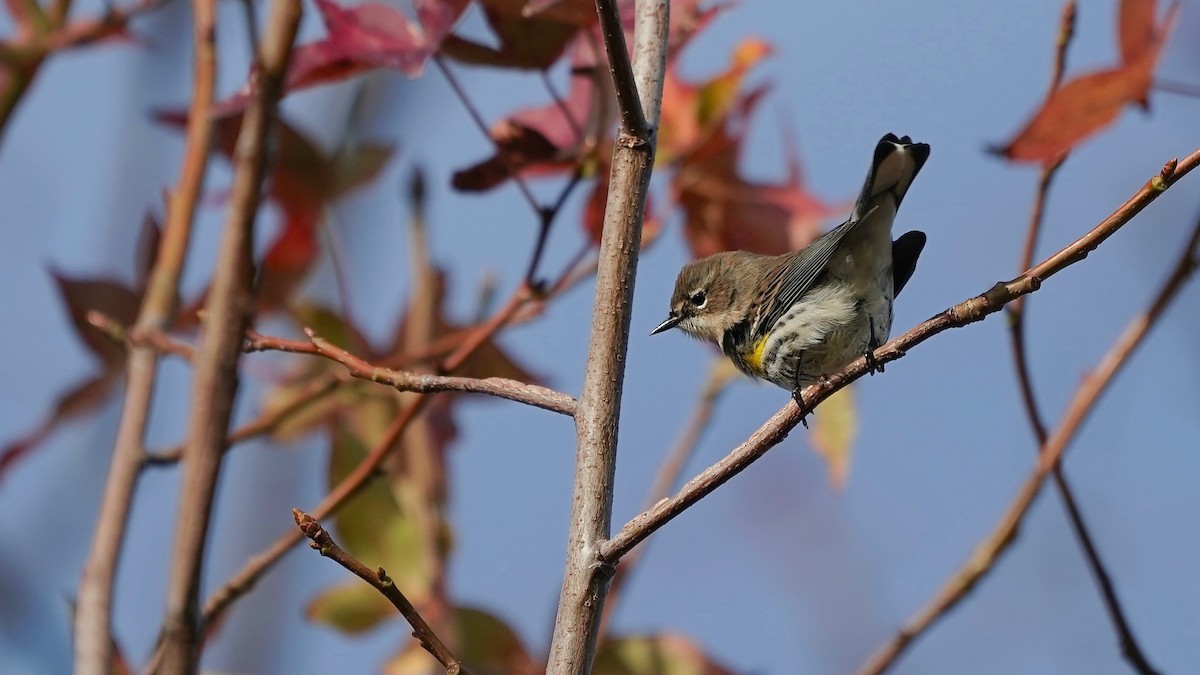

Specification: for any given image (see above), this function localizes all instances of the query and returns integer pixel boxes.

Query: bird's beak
[650,313,682,336]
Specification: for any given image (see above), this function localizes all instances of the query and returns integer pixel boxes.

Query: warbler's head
[651,251,755,343]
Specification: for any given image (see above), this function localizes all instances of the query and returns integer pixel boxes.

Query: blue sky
[1,1,1198,673]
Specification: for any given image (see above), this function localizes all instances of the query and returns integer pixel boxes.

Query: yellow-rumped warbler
[651,133,930,407]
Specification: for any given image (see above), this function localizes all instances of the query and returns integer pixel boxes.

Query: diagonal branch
[196,286,535,637]
[293,510,469,675]
[243,328,577,416]
[601,150,1200,565]
[598,359,733,640]
[1003,4,1155,671]
[858,211,1200,675]
[546,0,668,672]
[154,0,301,671]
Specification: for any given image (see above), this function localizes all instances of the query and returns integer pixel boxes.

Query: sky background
[1,0,1199,673]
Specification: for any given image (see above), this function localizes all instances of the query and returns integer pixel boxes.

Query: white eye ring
[689,290,707,308]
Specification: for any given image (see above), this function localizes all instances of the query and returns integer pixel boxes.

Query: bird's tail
[851,133,930,222]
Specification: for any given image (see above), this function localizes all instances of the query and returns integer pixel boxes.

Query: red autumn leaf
[452,118,574,191]
[452,38,600,190]
[0,373,119,481]
[1118,0,1157,66]
[440,0,588,70]
[215,0,469,115]
[52,272,142,368]
[994,0,1178,163]
[157,111,394,314]
[667,51,836,259]
[658,38,774,162]
[450,0,726,191]
[0,268,146,479]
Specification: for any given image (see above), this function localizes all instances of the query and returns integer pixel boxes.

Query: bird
[650,133,930,415]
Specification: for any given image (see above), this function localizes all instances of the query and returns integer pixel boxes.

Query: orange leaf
[1118,0,1157,66]
[995,0,1178,163]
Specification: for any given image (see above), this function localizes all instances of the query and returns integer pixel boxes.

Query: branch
[858,212,1200,675]
[243,328,577,416]
[600,150,1200,565]
[1005,4,1156,670]
[73,0,215,669]
[1003,3,1161,667]
[155,0,301,671]
[143,375,342,466]
[292,510,469,675]
[197,287,535,636]
[593,0,648,135]
[546,0,668,671]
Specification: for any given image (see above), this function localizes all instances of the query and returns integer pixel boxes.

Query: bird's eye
[689,291,707,308]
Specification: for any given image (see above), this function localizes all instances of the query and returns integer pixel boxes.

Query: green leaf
[385,606,540,675]
[306,580,395,634]
[328,422,430,594]
[594,634,739,675]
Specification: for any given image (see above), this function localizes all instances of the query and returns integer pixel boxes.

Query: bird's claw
[791,387,813,428]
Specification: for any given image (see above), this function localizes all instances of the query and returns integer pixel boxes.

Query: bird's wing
[752,209,874,335]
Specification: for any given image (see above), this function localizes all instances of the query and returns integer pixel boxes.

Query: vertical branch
[546,0,668,672]
[154,0,301,672]
[73,0,218,671]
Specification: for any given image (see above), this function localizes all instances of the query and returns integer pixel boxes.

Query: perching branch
[154,0,300,671]
[858,211,1200,675]
[546,0,668,672]
[243,328,578,416]
[72,0,215,670]
[601,150,1200,565]
[292,510,469,675]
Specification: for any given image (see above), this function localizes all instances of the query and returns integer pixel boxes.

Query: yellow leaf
[809,386,857,489]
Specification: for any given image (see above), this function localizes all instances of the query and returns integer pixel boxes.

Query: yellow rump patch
[741,334,770,376]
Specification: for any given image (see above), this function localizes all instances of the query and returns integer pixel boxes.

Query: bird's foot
[791,386,813,429]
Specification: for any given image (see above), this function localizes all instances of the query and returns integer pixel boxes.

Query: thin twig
[540,68,586,144]
[433,55,541,215]
[592,0,648,135]
[142,374,342,466]
[155,0,301,670]
[545,0,668,671]
[857,214,1200,675]
[523,166,585,285]
[86,311,196,361]
[292,510,469,675]
[72,0,215,670]
[598,360,732,640]
[241,328,577,415]
[1003,5,1156,670]
[197,285,535,636]
[600,151,1199,565]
